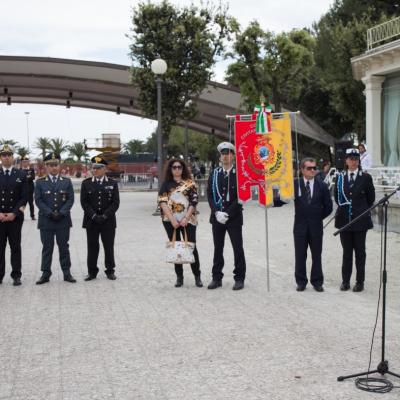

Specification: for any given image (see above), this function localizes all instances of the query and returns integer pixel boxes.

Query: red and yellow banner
[234,112,294,207]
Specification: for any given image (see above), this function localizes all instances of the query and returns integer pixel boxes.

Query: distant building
[352,17,400,167]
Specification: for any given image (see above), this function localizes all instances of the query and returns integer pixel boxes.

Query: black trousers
[294,226,323,287]
[40,228,71,276]
[162,221,200,278]
[212,223,246,282]
[86,225,116,276]
[0,219,23,280]
[340,230,368,284]
[27,190,35,218]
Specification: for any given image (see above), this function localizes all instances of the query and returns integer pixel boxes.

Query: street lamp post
[24,111,30,151]
[151,58,167,188]
[184,100,192,163]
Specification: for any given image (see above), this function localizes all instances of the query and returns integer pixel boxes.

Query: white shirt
[360,152,372,171]
[347,170,358,182]
[2,166,13,174]
[303,178,314,198]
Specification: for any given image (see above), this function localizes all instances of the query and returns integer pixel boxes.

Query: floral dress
[157,179,198,225]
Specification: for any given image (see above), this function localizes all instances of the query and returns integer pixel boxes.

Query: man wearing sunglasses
[207,142,246,291]
[293,158,332,292]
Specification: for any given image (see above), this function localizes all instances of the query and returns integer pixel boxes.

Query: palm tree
[0,139,18,146]
[49,138,69,158]
[0,139,19,151]
[17,147,30,159]
[35,137,51,159]
[123,139,144,156]
[68,142,88,161]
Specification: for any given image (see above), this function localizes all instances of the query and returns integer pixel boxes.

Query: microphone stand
[336,186,400,382]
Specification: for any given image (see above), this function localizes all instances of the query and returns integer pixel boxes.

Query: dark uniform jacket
[334,170,375,231]
[35,175,74,230]
[80,176,119,229]
[293,178,332,235]
[22,168,35,193]
[207,167,243,226]
[0,168,28,219]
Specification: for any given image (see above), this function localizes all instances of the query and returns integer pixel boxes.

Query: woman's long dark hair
[163,158,191,182]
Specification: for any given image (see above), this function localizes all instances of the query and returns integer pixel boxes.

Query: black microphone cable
[355,216,400,393]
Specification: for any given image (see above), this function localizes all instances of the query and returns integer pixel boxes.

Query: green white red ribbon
[254,104,272,134]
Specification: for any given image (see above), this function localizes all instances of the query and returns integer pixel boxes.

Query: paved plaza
[1,191,400,400]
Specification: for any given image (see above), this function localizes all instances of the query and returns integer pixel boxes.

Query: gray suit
[35,175,74,277]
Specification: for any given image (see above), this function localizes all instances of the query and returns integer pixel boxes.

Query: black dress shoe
[36,276,50,285]
[31,216,36,220]
[13,278,22,286]
[207,280,222,289]
[84,275,97,281]
[296,285,306,292]
[313,285,324,292]
[175,277,183,287]
[353,283,364,292]
[194,276,203,287]
[340,282,350,291]
[64,274,77,283]
[106,273,117,280]
[232,281,244,291]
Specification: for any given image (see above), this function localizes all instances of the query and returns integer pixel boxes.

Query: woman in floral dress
[158,159,202,288]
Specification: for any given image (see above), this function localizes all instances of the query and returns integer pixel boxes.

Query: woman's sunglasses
[172,165,183,170]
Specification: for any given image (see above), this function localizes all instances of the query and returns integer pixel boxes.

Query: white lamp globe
[151,59,167,75]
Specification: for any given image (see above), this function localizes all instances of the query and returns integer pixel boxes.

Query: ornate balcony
[367,17,400,51]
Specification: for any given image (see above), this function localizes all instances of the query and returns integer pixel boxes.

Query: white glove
[215,211,229,224]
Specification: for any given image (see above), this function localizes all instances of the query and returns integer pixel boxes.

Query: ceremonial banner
[235,112,294,207]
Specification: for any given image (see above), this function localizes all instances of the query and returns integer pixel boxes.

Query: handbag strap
[172,228,177,244]
[172,227,190,246]
[183,227,189,245]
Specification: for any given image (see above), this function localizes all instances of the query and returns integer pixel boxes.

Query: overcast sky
[0,0,334,157]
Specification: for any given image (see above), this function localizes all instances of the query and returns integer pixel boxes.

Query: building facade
[352,17,400,168]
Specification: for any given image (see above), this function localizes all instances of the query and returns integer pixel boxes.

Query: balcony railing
[367,17,400,50]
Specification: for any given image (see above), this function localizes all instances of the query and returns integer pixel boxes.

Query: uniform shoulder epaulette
[38,176,46,180]
[83,177,92,182]
[60,175,71,180]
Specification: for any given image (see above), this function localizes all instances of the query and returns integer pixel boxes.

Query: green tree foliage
[16,147,29,159]
[34,137,51,159]
[123,139,145,156]
[165,126,220,164]
[68,142,88,161]
[0,139,18,147]
[310,0,400,139]
[226,22,315,112]
[129,0,237,142]
[49,138,69,158]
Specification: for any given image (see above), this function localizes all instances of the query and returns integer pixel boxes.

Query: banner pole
[265,207,270,292]
[226,111,300,119]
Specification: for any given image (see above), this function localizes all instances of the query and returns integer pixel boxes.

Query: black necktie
[5,169,9,176]
[349,172,355,189]
[52,176,57,184]
[305,181,312,204]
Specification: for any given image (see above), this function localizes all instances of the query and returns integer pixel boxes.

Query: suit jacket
[80,176,119,229]
[207,167,243,226]
[293,178,333,235]
[35,175,74,230]
[334,170,375,231]
[22,168,35,192]
[0,168,28,220]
